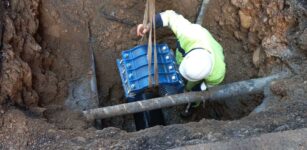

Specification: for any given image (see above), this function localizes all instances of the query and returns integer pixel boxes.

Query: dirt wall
[0,0,44,107]
[204,0,306,76]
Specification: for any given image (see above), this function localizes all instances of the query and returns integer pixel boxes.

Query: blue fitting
[117,44,185,99]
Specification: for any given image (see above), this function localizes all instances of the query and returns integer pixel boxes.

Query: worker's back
[175,23,226,85]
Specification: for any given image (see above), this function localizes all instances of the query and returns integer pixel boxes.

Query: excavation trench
[98,1,264,131]
[0,0,306,148]
[36,0,263,131]
[0,0,307,149]
[38,0,267,131]
[1,0,303,132]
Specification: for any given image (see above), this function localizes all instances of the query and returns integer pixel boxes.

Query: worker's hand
[137,24,149,37]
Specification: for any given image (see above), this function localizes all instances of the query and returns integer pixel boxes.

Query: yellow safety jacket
[157,10,226,88]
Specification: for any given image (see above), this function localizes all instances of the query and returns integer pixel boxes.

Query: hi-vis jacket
[156,10,226,86]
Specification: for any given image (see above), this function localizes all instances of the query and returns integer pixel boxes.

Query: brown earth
[175,128,307,150]
[0,0,306,149]
[0,76,306,149]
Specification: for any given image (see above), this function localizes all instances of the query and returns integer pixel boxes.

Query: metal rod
[83,73,288,120]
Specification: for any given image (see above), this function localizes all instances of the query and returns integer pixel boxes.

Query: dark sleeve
[155,13,163,28]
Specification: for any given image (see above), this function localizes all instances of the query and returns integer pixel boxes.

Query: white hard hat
[179,49,213,82]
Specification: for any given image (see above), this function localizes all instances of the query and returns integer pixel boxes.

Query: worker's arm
[155,10,196,41]
[137,10,196,41]
[136,10,204,51]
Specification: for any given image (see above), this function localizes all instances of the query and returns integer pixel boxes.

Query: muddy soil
[0,0,306,149]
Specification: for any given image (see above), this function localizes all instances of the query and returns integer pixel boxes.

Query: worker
[136,10,226,117]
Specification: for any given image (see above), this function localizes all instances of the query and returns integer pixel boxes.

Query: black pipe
[133,92,165,130]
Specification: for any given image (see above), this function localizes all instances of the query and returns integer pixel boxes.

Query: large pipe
[83,73,288,120]
[196,0,210,25]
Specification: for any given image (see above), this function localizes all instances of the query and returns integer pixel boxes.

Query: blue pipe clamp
[117,44,184,100]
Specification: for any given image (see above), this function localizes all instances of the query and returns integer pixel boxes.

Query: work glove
[200,82,207,91]
[186,81,207,92]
